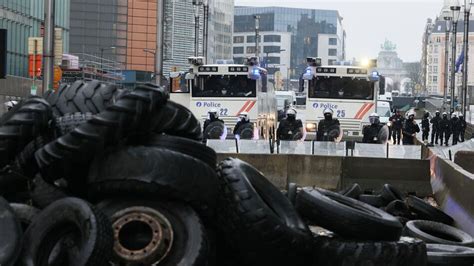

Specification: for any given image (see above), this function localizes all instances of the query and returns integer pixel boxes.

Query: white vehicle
[275,90,296,111]
[302,57,381,139]
[377,100,392,126]
[170,57,277,139]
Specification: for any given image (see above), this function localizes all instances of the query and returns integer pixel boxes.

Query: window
[233,47,244,54]
[433,66,438,72]
[233,36,244,43]
[433,76,438,83]
[434,45,439,54]
[308,76,374,100]
[263,46,281,53]
[263,35,281,42]
[328,59,337,65]
[247,35,255,43]
[329,38,337,45]
[328,49,337,56]
[246,46,256,54]
[433,58,438,64]
[192,75,256,98]
[263,57,280,64]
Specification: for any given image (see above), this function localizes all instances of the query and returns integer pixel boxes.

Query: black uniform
[277,118,303,140]
[438,116,451,146]
[451,117,462,145]
[316,118,340,142]
[402,118,420,145]
[430,114,441,144]
[421,115,430,141]
[459,116,467,142]
[362,124,384,144]
[233,120,252,137]
[389,113,404,144]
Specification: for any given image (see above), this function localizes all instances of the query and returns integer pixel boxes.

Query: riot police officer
[451,113,461,145]
[389,109,404,145]
[402,111,420,145]
[316,108,341,142]
[362,113,389,144]
[233,111,253,140]
[203,108,227,140]
[421,112,430,142]
[459,113,467,142]
[430,110,441,145]
[438,112,451,146]
[277,108,304,141]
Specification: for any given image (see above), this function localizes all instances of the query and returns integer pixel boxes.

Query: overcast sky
[234,0,445,62]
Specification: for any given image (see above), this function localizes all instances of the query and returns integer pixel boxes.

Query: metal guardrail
[206,139,423,160]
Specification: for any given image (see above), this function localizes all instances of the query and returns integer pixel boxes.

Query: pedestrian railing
[207,139,424,160]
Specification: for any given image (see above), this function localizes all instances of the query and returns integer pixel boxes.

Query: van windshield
[309,76,374,100]
[192,75,256,97]
[378,106,391,117]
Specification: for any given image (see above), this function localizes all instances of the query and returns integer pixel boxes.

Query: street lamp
[100,46,115,71]
[462,0,472,117]
[143,48,157,82]
[450,3,461,112]
[254,15,260,60]
[193,0,202,57]
[443,15,452,111]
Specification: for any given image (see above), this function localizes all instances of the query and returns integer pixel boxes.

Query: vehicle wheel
[55,112,93,136]
[45,80,119,116]
[427,244,474,266]
[88,146,218,218]
[150,101,202,141]
[403,220,474,247]
[9,203,40,232]
[30,175,69,208]
[313,234,427,266]
[339,183,362,199]
[204,121,225,140]
[358,193,387,208]
[35,83,168,183]
[381,184,405,203]
[235,123,254,139]
[287,182,297,206]
[20,197,114,266]
[296,187,402,241]
[0,197,22,266]
[406,195,454,225]
[216,158,312,266]
[0,97,52,168]
[98,199,212,266]
[139,134,216,168]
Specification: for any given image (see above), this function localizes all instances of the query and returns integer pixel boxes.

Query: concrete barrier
[454,150,474,174]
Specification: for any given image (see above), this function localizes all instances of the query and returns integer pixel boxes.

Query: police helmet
[323,108,333,115]
[369,112,380,124]
[442,112,448,116]
[459,113,464,117]
[239,111,250,121]
[435,110,440,114]
[208,108,219,119]
[407,110,416,118]
[287,108,297,116]
[452,113,458,118]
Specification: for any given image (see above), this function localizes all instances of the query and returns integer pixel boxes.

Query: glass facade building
[234,6,345,77]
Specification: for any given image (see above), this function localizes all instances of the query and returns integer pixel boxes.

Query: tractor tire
[427,244,474,266]
[403,220,474,247]
[406,195,454,225]
[0,197,22,266]
[55,112,93,136]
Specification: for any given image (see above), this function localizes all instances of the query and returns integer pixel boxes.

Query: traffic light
[0,29,7,79]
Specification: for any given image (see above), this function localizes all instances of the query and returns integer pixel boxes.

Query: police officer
[389,109,404,145]
[277,108,304,141]
[362,113,389,144]
[459,113,467,142]
[421,112,430,142]
[438,112,451,146]
[316,108,341,142]
[402,111,420,145]
[203,108,225,133]
[233,111,253,140]
[430,111,441,145]
[450,113,461,145]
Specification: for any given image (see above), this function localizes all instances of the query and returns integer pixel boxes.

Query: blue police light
[302,67,313,80]
[248,66,261,80]
[369,71,380,81]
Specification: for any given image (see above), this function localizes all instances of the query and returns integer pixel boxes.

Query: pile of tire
[0,79,472,265]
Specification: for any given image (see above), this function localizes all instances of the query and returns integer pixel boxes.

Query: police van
[301,58,382,140]
[170,57,277,140]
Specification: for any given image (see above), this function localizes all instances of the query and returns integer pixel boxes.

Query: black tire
[381,184,405,203]
[0,197,22,266]
[406,195,454,225]
[216,158,311,266]
[427,244,474,266]
[150,101,202,141]
[385,200,414,219]
[45,80,119,116]
[88,146,218,218]
[358,193,387,208]
[9,203,40,232]
[235,123,253,140]
[339,183,362,199]
[98,199,212,266]
[204,121,224,140]
[20,197,114,266]
[35,83,168,183]
[55,112,93,136]
[140,134,216,168]
[287,182,297,206]
[30,175,69,208]
[403,220,474,247]
[0,97,52,168]
[313,234,427,266]
[296,187,402,241]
